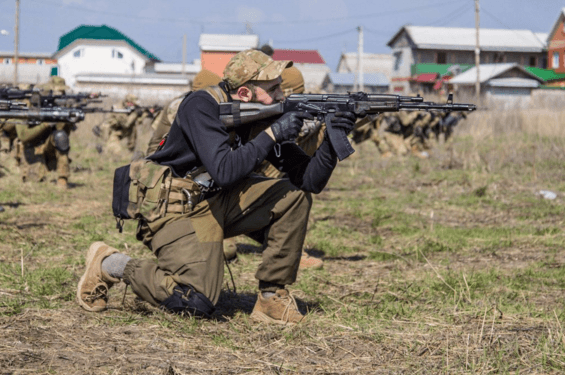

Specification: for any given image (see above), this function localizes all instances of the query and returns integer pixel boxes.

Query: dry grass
[2,101,565,374]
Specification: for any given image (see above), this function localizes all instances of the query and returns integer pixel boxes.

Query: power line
[275,28,357,44]
[424,3,472,27]
[28,0,470,26]
[481,6,540,44]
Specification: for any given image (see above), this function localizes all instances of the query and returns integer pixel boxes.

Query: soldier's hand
[270,111,314,143]
[330,111,356,135]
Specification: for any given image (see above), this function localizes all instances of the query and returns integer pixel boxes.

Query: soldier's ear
[236,86,253,102]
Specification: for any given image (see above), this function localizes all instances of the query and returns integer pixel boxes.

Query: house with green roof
[53,25,164,87]
[51,25,196,99]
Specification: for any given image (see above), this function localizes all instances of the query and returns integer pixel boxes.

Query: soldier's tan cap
[223,49,292,90]
[280,66,304,96]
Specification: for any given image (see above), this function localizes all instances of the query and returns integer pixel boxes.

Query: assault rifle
[37,92,106,108]
[219,92,476,160]
[0,99,85,124]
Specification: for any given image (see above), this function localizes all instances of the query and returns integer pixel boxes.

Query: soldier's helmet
[191,69,221,91]
[223,49,292,91]
[123,94,140,106]
[280,66,304,97]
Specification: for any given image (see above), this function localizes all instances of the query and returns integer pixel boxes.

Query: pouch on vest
[130,159,172,223]
[112,159,171,232]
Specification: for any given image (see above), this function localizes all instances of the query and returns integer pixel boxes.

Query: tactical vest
[112,86,230,231]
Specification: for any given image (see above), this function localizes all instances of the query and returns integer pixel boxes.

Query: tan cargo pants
[123,175,312,307]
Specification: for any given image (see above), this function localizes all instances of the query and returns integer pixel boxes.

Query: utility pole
[354,26,363,92]
[13,0,20,87]
[358,26,364,92]
[475,0,480,99]
[182,34,187,77]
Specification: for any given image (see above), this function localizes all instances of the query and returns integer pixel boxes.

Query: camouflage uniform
[405,112,433,158]
[101,94,148,155]
[16,77,72,187]
[379,112,419,157]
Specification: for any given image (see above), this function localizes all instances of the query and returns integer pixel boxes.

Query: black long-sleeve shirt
[148,89,338,194]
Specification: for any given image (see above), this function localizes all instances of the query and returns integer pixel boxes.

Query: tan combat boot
[77,242,120,312]
[57,177,68,189]
[299,253,323,270]
[250,289,305,325]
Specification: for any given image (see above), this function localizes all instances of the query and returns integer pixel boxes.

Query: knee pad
[160,284,215,318]
[53,130,70,152]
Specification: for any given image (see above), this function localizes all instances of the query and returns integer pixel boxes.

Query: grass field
[1,106,565,374]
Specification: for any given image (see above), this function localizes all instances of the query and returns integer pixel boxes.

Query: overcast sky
[0,0,562,69]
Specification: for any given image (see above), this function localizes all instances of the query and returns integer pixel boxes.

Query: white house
[52,25,193,100]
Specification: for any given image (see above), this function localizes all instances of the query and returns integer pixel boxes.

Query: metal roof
[449,63,544,85]
[486,78,540,88]
[326,72,389,87]
[154,62,201,74]
[525,66,565,82]
[272,49,325,64]
[199,34,259,52]
[388,25,547,52]
[0,51,53,59]
[75,73,189,86]
[56,25,159,61]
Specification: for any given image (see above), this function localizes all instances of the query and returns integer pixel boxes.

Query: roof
[411,63,474,77]
[272,49,325,64]
[548,8,565,43]
[449,63,544,85]
[0,51,53,59]
[414,73,438,83]
[199,34,259,52]
[57,25,159,61]
[486,77,540,88]
[535,32,549,45]
[153,62,201,75]
[75,73,189,86]
[524,66,565,81]
[326,72,389,87]
[388,25,547,52]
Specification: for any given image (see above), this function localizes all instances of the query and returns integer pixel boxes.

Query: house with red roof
[271,49,330,93]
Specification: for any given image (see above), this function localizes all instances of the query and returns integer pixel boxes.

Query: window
[529,56,537,67]
[436,52,447,64]
[553,52,559,68]
[393,51,403,71]
[37,59,44,65]
[73,49,83,58]
[112,49,123,59]
[4,58,10,64]
[494,52,505,63]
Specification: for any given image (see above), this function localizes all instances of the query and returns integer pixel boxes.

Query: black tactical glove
[329,111,357,135]
[270,111,314,143]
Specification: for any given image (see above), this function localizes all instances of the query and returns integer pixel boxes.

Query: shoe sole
[76,241,108,312]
